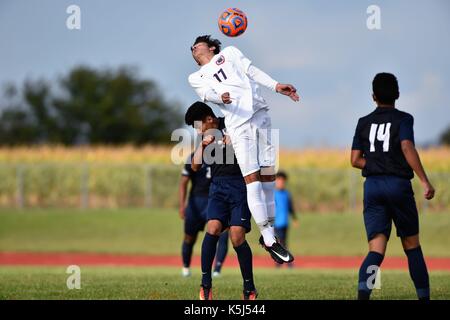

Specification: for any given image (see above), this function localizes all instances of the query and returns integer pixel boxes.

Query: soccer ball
[218,8,248,37]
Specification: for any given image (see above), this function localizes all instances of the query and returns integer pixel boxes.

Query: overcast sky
[0,0,449,147]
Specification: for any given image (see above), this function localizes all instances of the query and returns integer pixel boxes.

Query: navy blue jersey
[352,107,415,179]
[182,154,211,197]
[206,117,242,178]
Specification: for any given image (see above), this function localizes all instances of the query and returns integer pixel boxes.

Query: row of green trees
[0,66,183,145]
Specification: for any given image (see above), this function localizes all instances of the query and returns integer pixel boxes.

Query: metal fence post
[80,163,89,209]
[16,165,24,209]
[145,165,152,208]
[349,169,356,212]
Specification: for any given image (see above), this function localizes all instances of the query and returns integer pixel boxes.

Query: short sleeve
[182,155,194,177]
[227,46,252,73]
[399,114,415,144]
[351,120,362,150]
[182,163,192,177]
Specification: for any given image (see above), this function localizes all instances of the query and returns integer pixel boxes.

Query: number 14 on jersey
[369,123,391,152]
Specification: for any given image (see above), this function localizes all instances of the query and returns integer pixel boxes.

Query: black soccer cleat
[243,289,258,300]
[259,235,284,264]
[259,235,294,264]
[199,285,213,300]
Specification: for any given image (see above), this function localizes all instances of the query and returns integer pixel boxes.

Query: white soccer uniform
[188,46,278,176]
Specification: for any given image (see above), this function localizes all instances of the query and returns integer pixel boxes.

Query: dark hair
[192,35,221,54]
[372,73,399,104]
[276,171,288,180]
[185,101,216,126]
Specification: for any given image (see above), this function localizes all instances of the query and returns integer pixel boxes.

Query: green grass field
[1,209,450,256]
[1,267,450,300]
[1,209,450,300]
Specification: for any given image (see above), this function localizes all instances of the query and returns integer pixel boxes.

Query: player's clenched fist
[221,92,232,104]
[202,135,215,147]
[423,181,435,200]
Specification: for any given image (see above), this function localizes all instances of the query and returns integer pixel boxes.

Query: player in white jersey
[188,35,299,264]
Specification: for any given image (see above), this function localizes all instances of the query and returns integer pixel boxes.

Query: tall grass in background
[0,146,448,211]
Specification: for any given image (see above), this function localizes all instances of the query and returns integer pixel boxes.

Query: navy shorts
[207,176,252,233]
[363,175,419,241]
[184,196,208,236]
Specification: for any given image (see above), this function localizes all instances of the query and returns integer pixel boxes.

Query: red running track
[1,252,450,270]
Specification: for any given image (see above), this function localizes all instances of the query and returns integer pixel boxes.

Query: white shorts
[228,109,277,177]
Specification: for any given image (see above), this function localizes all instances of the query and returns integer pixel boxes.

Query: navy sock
[201,233,219,288]
[182,240,194,268]
[358,251,384,300]
[405,246,430,300]
[214,232,229,272]
[234,240,255,292]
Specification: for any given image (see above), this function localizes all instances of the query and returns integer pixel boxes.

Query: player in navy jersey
[185,101,257,300]
[351,73,435,300]
[178,154,229,278]
[274,171,298,268]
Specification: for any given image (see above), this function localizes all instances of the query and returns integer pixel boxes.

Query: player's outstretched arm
[351,149,366,170]
[275,83,300,102]
[401,140,435,200]
[245,64,300,102]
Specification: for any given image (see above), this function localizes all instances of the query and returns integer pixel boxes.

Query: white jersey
[188,46,277,129]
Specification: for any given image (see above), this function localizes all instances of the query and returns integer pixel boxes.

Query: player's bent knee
[260,166,275,180]
[244,171,261,184]
[230,234,245,247]
[184,234,197,244]
[368,234,388,255]
[207,220,223,236]
[401,235,420,250]
[229,227,246,247]
[260,175,275,182]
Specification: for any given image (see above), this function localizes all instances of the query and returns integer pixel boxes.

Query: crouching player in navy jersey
[351,73,435,300]
[179,155,229,278]
[185,101,257,300]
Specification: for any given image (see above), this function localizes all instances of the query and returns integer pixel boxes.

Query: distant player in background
[188,35,298,264]
[351,73,435,300]
[179,154,228,277]
[274,171,298,268]
[186,102,258,300]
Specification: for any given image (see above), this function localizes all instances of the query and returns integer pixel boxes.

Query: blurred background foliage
[0,66,183,146]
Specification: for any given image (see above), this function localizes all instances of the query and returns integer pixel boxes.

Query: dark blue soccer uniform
[206,118,252,232]
[182,157,211,236]
[352,107,418,241]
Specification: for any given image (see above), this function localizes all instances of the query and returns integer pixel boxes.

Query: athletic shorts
[228,108,276,177]
[363,175,419,241]
[184,196,208,236]
[207,176,252,233]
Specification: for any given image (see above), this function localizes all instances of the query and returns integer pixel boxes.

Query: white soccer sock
[262,181,276,227]
[246,181,276,246]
